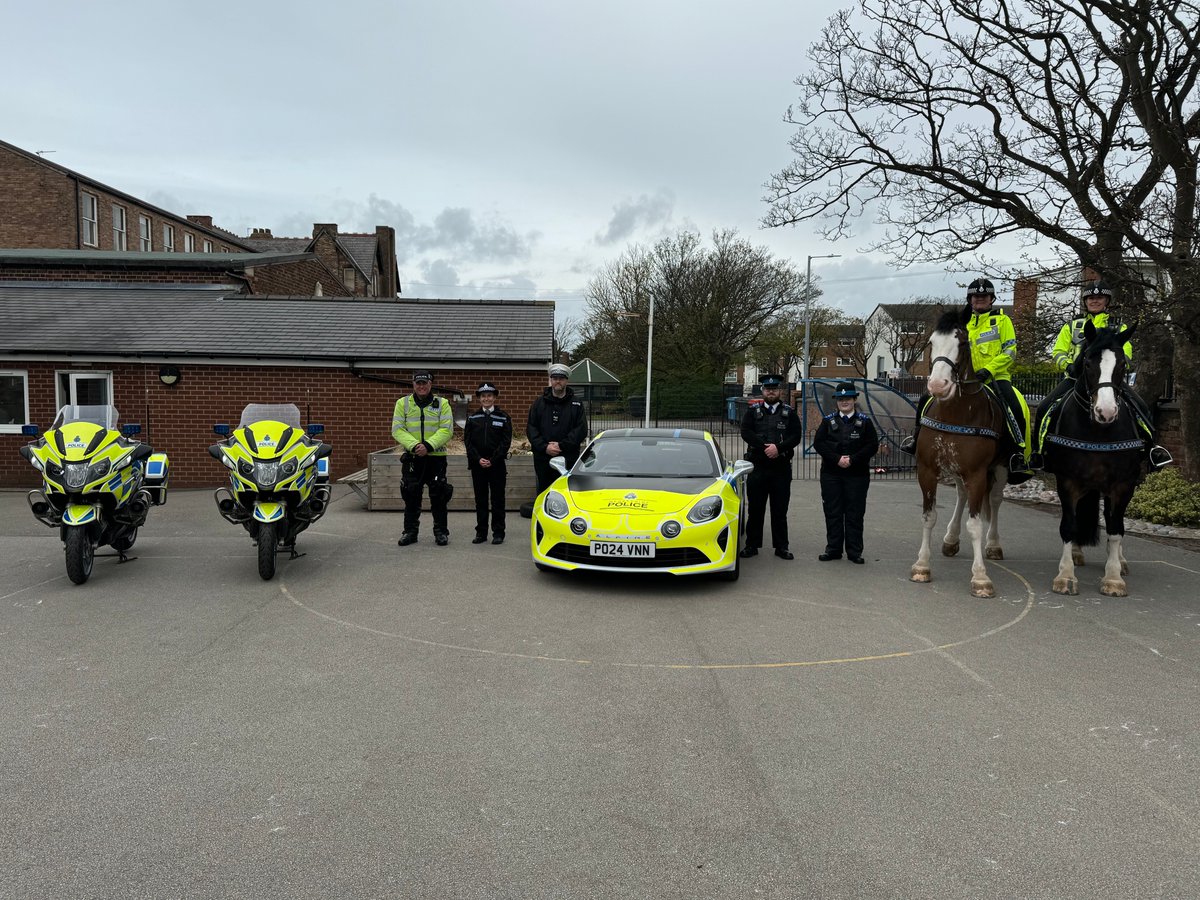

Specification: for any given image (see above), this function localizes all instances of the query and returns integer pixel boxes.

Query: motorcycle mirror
[21,424,39,437]
[213,424,231,436]
[122,423,142,436]
[306,423,325,436]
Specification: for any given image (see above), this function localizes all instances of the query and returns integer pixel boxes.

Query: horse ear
[1120,321,1137,344]
[1083,319,1097,342]
[959,302,971,325]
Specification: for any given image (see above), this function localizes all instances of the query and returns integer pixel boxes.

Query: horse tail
[1074,491,1101,547]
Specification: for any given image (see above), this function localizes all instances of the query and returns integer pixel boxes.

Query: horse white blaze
[926,330,958,399]
[1093,349,1119,423]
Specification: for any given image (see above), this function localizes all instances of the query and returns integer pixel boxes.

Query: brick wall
[0,267,240,285]
[1,362,555,489]
[247,260,353,297]
[1157,405,1188,473]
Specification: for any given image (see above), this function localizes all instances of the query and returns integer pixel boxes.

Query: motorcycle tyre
[65,527,94,585]
[257,521,278,581]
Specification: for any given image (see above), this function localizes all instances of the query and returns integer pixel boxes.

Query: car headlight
[254,461,280,486]
[686,496,723,523]
[570,517,588,535]
[544,490,569,519]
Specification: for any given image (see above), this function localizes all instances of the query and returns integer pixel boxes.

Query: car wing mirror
[549,456,568,476]
[731,460,755,479]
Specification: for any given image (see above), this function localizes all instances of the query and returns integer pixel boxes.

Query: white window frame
[139,215,153,251]
[814,357,828,368]
[55,370,113,410]
[184,232,195,253]
[900,321,926,335]
[202,239,213,253]
[162,223,175,252]
[0,369,30,433]
[837,356,854,367]
[112,204,127,250]
[342,267,357,290]
[81,192,99,246]
[839,337,855,347]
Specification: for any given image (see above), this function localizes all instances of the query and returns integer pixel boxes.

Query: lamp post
[617,293,656,428]
[801,253,841,381]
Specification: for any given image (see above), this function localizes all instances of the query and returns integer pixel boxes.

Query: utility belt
[400,452,454,501]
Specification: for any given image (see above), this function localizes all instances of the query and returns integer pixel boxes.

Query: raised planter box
[367,447,537,512]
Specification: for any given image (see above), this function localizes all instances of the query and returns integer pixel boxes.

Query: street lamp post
[617,294,656,428]
[801,253,841,381]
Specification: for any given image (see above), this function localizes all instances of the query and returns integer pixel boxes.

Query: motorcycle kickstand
[282,544,306,561]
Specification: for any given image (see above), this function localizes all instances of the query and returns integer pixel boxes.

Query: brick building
[246,224,400,298]
[0,283,555,488]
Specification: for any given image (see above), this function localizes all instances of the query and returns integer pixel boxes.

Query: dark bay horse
[1041,322,1144,596]
[911,306,1009,597]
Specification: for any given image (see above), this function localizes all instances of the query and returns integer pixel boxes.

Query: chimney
[1012,278,1038,323]
[249,227,274,239]
[187,215,214,228]
[313,223,338,239]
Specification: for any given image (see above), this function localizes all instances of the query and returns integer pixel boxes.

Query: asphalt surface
[2,481,1198,899]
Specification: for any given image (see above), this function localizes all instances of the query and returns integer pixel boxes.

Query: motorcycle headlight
[281,458,298,477]
[237,459,254,477]
[686,496,723,524]
[544,490,569,519]
[29,455,44,472]
[64,462,89,489]
[254,461,280,486]
[88,458,111,481]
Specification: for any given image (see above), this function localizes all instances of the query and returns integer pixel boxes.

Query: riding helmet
[966,277,995,299]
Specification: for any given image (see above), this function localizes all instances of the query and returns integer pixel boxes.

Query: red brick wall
[1,362,554,488]
[248,260,353,297]
[0,267,241,284]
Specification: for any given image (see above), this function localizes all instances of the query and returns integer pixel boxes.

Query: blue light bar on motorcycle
[213,424,231,436]
[307,423,325,435]
[21,424,39,436]
[122,424,142,436]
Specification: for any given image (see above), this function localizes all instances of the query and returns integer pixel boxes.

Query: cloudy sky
[5,0,1010,324]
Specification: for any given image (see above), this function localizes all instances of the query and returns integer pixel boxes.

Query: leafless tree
[553,316,580,362]
[764,0,1200,476]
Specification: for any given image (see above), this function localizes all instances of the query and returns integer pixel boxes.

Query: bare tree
[764,0,1200,476]
[553,316,580,362]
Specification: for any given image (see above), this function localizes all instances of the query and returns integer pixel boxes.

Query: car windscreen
[574,436,719,478]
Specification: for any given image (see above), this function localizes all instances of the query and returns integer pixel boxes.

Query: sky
[3,0,1006,328]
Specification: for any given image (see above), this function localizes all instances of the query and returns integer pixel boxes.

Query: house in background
[246,224,400,298]
[860,302,1019,379]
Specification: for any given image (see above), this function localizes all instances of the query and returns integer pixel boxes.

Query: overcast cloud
[1,0,1030,324]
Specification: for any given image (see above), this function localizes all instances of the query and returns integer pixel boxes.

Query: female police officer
[813,382,879,564]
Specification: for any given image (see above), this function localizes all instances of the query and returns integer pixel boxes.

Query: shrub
[1126,468,1200,528]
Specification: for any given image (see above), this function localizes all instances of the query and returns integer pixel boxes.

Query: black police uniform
[527,386,588,495]
[740,396,802,554]
[464,402,513,543]
[813,407,879,562]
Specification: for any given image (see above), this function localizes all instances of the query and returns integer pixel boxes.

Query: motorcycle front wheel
[65,527,94,585]
[257,520,278,581]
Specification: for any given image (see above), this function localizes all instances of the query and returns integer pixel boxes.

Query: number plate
[589,541,655,558]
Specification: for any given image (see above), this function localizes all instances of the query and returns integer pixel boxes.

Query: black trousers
[820,471,870,558]
[401,455,449,534]
[471,462,506,537]
[746,461,792,550]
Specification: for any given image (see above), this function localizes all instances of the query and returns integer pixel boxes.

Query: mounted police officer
[464,381,512,545]
[901,278,1033,483]
[527,363,588,497]
[392,369,455,547]
[740,374,802,560]
[1032,280,1171,470]
[813,382,879,564]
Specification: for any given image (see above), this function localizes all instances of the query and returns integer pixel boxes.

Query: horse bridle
[930,333,984,392]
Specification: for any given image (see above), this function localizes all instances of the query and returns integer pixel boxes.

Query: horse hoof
[985,547,1004,560]
[911,567,931,583]
[1072,550,1085,567]
[1052,577,1078,596]
[970,580,995,598]
[1101,579,1128,597]
[1120,561,1130,576]
[942,542,959,557]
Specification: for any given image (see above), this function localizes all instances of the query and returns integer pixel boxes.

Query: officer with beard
[740,374,802,560]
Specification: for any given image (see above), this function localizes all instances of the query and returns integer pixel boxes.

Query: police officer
[391,370,455,546]
[740,374,802,560]
[527,363,588,496]
[1034,280,1171,470]
[464,382,512,544]
[813,382,879,564]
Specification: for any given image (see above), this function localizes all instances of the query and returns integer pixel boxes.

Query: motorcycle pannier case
[144,452,170,505]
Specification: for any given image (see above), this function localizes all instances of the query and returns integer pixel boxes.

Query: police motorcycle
[208,404,332,580]
[18,405,170,585]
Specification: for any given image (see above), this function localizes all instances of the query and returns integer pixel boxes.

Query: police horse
[1038,322,1144,597]
[911,307,1012,597]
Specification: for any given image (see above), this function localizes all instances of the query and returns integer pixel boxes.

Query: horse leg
[1053,484,1080,595]
[984,473,1004,560]
[964,472,994,598]
[1071,542,1085,567]
[1100,534,1128,596]
[1053,542,1079,595]
[1101,488,1132,596]
[942,478,965,557]
[912,471,938,583]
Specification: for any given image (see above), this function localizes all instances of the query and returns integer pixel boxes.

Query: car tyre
[716,553,741,582]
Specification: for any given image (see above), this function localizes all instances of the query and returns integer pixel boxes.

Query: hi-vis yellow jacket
[967,310,1017,382]
[392,394,454,456]
[1051,311,1133,372]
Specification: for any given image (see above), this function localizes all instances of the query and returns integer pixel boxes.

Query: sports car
[530,428,753,579]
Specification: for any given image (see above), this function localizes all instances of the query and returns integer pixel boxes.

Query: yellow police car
[530,428,753,580]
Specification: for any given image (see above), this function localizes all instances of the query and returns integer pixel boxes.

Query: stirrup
[1008,453,1033,475]
[1026,451,1045,471]
[1149,446,1173,470]
[899,435,917,455]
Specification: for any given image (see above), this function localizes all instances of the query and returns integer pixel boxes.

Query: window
[837,357,853,367]
[814,357,828,368]
[839,337,855,346]
[112,204,127,250]
[56,371,112,409]
[342,267,357,290]
[81,192,99,246]
[0,370,30,432]
[900,321,925,335]
[184,232,195,253]
[202,239,213,253]
[139,215,152,251]
[162,223,175,252]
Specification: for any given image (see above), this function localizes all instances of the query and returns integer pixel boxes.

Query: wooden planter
[367,448,538,512]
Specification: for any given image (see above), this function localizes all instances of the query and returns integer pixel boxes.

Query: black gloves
[976,368,992,383]
[1065,360,1080,379]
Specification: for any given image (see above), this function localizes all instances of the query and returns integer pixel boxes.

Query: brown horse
[911,306,1009,597]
